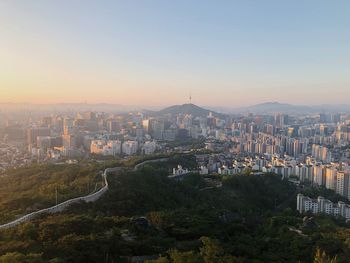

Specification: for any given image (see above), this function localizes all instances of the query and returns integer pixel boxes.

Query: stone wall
[0,169,110,230]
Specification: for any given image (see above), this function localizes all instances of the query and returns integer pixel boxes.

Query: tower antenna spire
[189,93,192,104]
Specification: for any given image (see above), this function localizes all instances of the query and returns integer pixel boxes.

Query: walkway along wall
[0,168,112,230]
[0,158,166,230]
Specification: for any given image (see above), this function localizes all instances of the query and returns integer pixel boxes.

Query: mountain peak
[156,103,224,117]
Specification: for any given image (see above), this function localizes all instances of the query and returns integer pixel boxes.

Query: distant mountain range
[208,102,350,114]
[1,102,350,115]
[234,102,312,114]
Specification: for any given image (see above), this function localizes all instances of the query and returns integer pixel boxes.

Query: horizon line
[0,101,349,108]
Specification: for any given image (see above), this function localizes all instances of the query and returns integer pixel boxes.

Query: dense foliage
[0,164,102,224]
[0,157,349,262]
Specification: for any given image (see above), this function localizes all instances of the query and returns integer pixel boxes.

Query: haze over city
[2,1,350,262]
[1,0,350,107]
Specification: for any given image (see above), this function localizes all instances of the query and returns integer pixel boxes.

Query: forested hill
[0,157,349,262]
[155,103,226,118]
[0,163,102,224]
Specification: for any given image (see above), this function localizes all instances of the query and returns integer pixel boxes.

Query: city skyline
[1,2,350,261]
[1,1,350,106]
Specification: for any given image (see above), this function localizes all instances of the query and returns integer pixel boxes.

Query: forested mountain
[155,104,225,118]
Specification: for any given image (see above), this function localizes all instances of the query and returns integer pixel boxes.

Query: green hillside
[0,163,102,224]
[0,158,349,262]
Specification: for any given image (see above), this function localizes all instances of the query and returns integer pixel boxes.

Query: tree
[313,248,338,263]
[148,211,166,228]
[146,257,169,263]
[200,237,241,263]
[0,252,44,263]
[0,252,25,263]
[169,249,201,263]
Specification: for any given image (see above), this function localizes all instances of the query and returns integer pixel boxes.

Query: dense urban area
[2,103,350,203]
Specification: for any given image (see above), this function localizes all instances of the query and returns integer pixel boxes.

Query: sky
[0,1,349,107]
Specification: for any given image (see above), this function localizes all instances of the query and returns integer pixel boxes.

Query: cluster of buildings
[311,144,332,163]
[297,194,350,221]
[16,107,234,160]
[195,153,350,201]
[90,140,122,156]
[1,106,350,170]
[90,140,156,156]
[227,115,350,163]
[23,112,160,159]
[169,165,190,179]
[266,157,350,201]
[231,132,309,158]
[0,142,31,172]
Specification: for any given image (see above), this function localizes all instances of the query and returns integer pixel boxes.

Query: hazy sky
[1,1,349,107]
